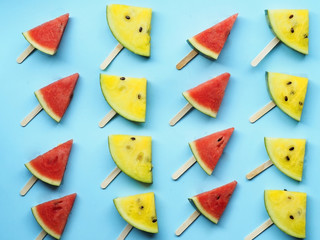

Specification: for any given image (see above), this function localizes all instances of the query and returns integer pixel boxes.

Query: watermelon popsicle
[246,137,306,181]
[249,72,308,123]
[100,4,152,70]
[17,13,69,64]
[245,190,306,240]
[20,73,79,127]
[251,9,308,67]
[170,73,230,126]
[176,14,238,70]
[176,181,237,236]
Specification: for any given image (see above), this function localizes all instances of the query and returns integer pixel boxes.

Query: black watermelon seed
[125,16,130,20]
[287,81,292,85]
[284,189,287,191]
[290,215,294,220]
[139,27,143,32]
[291,28,294,33]
[152,218,157,223]
[289,147,294,151]
[286,156,290,161]
[284,96,288,101]
[217,137,223,142]
[304,34,308,38]
[131,137,136,141]
[289,14,294,19]
[140,206,144,209]
[138,94,141,99]
[120,77,126,80]
[299,101,303,106]
[216,195,220,200]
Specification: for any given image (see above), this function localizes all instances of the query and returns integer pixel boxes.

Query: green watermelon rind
[183,91,217,118]
[35,90,61,122]
[187,38,219,60]
[189,141,212,175]
[25,162,61,186]
[22,31,56,55]
[188,197,219,224]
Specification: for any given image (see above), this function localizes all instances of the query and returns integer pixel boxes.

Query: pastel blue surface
[0,0,319,239]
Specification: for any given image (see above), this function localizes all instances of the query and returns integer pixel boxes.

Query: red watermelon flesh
[189,128,234,175]
[25,140,73,186]
[183,73,230,118]
[189,181,237,224]
[187,14,238,59]
[32,193,76,239]
[35,73,79,122]
[23,13,69,55]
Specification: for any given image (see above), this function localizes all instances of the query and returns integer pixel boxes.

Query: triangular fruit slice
[100,74,146,122]
[114,192,158,233]
[265,190,306,238]
[35,73,79,122]
[23,13,69,55]
[265,137,306,181]
[109,135,152,183]
[32,193,76,239]
[266,72,308,121]
[189,128,234,175]
[183,72,230,118]
[189,181,237,224]
[107,4,152,57]
[25,140,73,186]
[187,14,238,59]
[266,9,309,54]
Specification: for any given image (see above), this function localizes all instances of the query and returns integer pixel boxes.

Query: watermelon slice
[189,128,234,175]
[32,193,76,239]
[35,73,79,122]
[183,73,230,118]
[25,140,73,186]
[189,181,237,223]
[23,14,69,55]
[187,14,238,59]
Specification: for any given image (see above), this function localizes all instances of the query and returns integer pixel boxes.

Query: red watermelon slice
[25,140,73,186]
[187,14,238,59]
[35,73,79,122]
[189,181,237,223]
[189,128,234,175]
[183,73,230,118]
[32,193,76,239]
[23,13,69,55]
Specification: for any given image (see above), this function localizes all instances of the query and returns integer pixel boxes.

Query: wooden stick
[175,210,200,236]
[249,101,276,123]
[21,104,43,127]
[117,224,133,240]
[245,218,273,240]
[176,49,198,70]
[17,45,35,64]
[20,175,38,196]
[100,167,122,189]
[100,43,124,70]
[251,37,280,67]
[246,160,273,180]
[99,109,117,128]
[172,156,197,180]
[35,230,47,240]
[169,103,193,126]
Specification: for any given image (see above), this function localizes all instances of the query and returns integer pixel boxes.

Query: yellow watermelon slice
[109,135,152,183]
[265,190,306,238]
[114,192,158,233]
[264,137,306,181]
[107,4,152,56]
[266,9,309,54]
[266,72,308,121]
[100,74,147,122]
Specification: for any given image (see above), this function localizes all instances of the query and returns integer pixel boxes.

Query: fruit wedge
[107,4,152,56]
[265,137,306,181]
[266,72,308,121]
[109,135,152,183]
[265,190,306,238]
[266,9,309,54]
[114,192,158,233]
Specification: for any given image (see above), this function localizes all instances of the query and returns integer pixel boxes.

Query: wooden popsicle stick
[251,37,280,67]
[249,101,276,123]
[17,45,35,64]
[21,104,43,127]
[169,103,193,126]
[172,156,197,180]
[176,49,198,70]
[117,224,133,240]
[175,210,200,236]
[100,167,122,189]
[99,109,117,128]
[20,175,38,196]
[245,218,273,240]
[35,230,47,240]
[100,43,124,70]
[246,160,273,180]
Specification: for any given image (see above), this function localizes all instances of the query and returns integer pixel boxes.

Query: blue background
[0,0,319,239]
